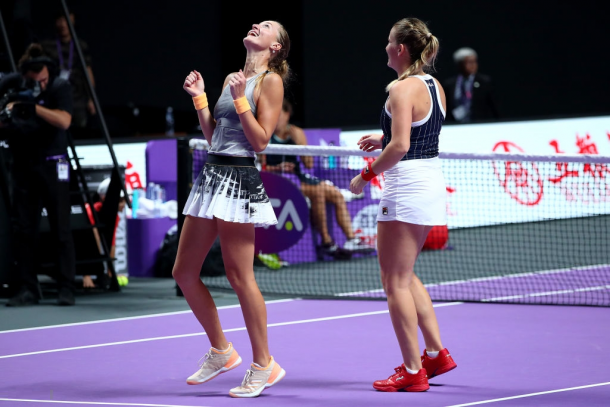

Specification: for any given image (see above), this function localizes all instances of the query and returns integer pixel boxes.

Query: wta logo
[256,172,309,254]
[270,198,304,232]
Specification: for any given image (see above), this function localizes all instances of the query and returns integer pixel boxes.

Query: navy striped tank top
[380,74,446,160]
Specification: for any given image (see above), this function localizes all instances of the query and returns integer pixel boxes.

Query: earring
[272,50,276,53]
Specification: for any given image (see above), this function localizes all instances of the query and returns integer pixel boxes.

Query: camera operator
[0,44,76,306]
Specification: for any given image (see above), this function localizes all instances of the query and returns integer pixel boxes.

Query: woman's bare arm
[229,71,284,153]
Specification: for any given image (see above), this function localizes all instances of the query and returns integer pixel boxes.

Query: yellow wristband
[233,96,251,115]
[192,93,208,110]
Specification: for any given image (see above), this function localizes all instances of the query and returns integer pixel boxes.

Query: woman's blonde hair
[255,21,291,89]
[386,18,439,92]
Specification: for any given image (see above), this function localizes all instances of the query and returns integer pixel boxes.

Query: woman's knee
[225,267,257,293]
[381,268,415,295]
[172,264,199,285]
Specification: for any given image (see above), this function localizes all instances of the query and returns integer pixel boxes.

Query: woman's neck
[397,63,424,77]
[243,50,270,78]
[275,124,290,139]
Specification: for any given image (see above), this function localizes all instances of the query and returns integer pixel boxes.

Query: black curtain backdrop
[302,0,610,128]
[1,0,608,131]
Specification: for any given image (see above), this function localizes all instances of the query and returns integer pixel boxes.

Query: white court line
[0,298,297,334]
[0,302,462,360]
[482,285,610,302]
[336,264,610,297]
[2,381,609,407]
[446,381,610,407]
[0,398,207,407]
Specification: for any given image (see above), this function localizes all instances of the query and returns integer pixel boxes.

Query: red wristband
[361,163,377,181]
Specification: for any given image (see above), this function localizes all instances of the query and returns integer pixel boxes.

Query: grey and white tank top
[208,71,267,158]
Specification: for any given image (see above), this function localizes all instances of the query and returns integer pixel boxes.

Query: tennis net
[182,138,610,306]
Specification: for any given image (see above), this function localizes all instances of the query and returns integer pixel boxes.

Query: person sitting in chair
[260,99,370,258]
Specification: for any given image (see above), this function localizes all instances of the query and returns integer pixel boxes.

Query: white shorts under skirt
[377,157,447,225]
[183,159,277,228]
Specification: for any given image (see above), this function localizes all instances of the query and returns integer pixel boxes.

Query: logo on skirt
[382,207,388,215]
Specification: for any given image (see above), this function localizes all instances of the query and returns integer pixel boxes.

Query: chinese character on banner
[549,163,579,183]
[575,133,610,180]
[364,157,385,200]
[446,186,457,216]
[125,161,143,192]
[576,133,599,155]
[548,138,580,184]
[492,141,543,206]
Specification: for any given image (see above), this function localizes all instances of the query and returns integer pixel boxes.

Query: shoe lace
[240,369,255,387]
[198,350,215,368]
[388,366,404,380]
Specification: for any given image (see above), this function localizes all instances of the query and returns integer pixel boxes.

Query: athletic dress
[183,72,277,227]
[377,74,447,225]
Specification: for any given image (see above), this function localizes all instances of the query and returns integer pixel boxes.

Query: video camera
[0,78,41,133]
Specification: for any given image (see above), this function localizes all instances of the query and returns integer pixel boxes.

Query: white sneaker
[229,357,286,398]
[186,342,242,385]
[343,237,373,252]
[339,188,365,202]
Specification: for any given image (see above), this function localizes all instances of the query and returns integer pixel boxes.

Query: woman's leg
[301,183,332,244]
[322,183,356,240]
[377,221,431,371]
[172,215,228,350]
[217,219,270,367]
[411,274,444,352]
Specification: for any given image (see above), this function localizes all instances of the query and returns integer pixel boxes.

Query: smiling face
[385,28,403,73]
[244,20,282,53]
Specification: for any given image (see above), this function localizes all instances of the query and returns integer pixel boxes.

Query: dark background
[1,0,609,134]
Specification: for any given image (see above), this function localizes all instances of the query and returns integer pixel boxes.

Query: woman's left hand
[350,174,368,195]
[229,70,247,100]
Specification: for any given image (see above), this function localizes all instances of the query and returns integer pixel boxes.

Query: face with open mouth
[244,20,281,53]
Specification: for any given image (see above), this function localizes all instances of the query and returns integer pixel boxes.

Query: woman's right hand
[357,134,383,152]
[183,70,205,96]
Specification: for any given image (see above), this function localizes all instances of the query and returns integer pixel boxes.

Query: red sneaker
[373,364,429,392]
[421,349,457,379]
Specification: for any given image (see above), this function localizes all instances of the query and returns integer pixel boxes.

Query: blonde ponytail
[386,18,439,92]
[255,22,291,91]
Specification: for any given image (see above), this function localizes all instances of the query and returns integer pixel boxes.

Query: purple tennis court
[1,298,609,407]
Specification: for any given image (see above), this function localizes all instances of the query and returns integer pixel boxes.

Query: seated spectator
[83,178,125,288]
[260,100,370,259]
[443,47,499,123]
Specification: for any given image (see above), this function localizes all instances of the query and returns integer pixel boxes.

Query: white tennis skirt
[377,157,447,225]
[183,155,277,228]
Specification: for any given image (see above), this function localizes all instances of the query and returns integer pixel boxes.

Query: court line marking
[482,284,610,302]
[0,302,462,360]
[446,381,610,406]
[0,298,297,334]
[0,398,208,407]
[336,263,610,297]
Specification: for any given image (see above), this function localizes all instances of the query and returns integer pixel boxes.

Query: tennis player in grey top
[176,20,290,398]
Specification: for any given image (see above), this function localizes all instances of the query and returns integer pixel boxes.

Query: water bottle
[328,155,336,169]
[147,182,155,200]
[153,184,161,218]
[132,189,140,219]
[165,106,175,136]
[328,141,336,169]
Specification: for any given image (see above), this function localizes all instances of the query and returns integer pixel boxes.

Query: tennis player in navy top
[350,18,457,392]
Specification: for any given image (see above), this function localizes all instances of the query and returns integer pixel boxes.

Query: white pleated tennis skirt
[377,157,447,225]
[183,155,277,228]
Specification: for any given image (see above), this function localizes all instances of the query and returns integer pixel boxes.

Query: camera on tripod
[0,78,41,133]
